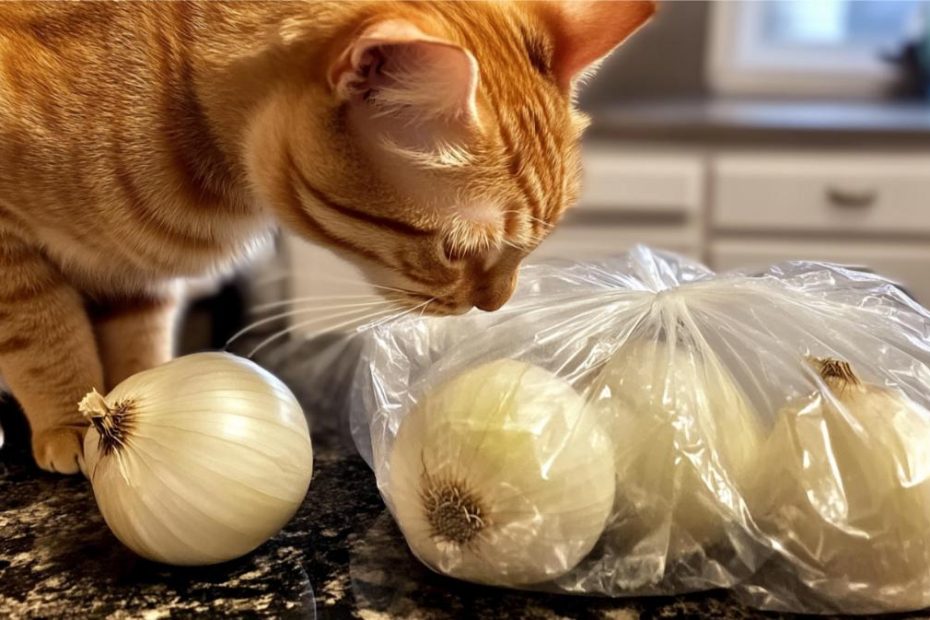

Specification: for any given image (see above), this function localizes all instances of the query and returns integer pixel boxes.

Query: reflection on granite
[0,357,882,619]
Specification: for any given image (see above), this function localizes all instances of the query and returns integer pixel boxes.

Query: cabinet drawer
[713,154,930,235]
[581,148,704,214]
[711,239,930,303]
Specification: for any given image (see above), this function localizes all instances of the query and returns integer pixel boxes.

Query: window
[708,0,929,98]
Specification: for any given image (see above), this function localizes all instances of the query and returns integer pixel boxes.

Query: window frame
[707,0,903,99]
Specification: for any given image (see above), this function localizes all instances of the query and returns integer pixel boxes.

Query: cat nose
[474,291,509,312]
[472,272,518,312]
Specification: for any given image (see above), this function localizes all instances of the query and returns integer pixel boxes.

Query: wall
[579,0,711,108]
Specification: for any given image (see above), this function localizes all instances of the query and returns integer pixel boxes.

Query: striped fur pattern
[0,1,654,472]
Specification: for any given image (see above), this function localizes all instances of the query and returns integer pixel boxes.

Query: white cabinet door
[545,148,706,261]
[714,153,930,235]
[581,148,705,215]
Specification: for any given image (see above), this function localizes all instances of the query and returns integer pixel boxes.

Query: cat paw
[32,426,86,475]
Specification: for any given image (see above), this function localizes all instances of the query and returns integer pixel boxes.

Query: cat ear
[544,0,656,89]
[328,20,479,124]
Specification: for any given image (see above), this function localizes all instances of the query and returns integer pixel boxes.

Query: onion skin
[82,352,313,566]
[593,340,764,581]
[748,358,930,611]
[388,359,615,586]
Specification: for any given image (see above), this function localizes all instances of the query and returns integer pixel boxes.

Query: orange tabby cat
[0,1,654,473]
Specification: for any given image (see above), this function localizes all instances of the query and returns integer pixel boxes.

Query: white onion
[749,358,930,610]
[388,359,615,586]
[81,352,313,566]
[594,339,764,560]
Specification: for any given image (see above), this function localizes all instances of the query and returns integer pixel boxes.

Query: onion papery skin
[748,364,930,611]
[592,339,765,588]
[83,352,313,566]
[388,359,616,587]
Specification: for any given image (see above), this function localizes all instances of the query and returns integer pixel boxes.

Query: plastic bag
[348,246,930,614]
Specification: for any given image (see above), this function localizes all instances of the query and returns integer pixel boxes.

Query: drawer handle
[826,187,877,208]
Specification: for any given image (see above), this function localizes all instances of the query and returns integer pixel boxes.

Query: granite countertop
[0,343,919,619]
[0,437,767,619]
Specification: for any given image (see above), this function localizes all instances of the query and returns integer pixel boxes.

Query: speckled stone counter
[0,378,920,619]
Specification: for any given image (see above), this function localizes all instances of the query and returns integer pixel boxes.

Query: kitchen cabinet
[286,135,930,327]
[533,149,704,261]
[714,153,930,236]
[710,151,930,301]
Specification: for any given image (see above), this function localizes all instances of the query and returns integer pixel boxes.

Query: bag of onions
[348,245,930,615]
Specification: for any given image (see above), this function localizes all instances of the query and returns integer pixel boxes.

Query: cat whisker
[229,300,392,346]
[417,298,435,319]
[246,305,401,359]
[362,298,433,331]
[502,210,554,230]
[501,238,530,253]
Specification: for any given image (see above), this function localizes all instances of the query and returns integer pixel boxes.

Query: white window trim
[707,1,900,99]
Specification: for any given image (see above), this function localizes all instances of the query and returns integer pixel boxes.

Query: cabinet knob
[826,187,877,208]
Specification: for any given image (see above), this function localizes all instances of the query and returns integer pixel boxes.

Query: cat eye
[441,239,467,264]
[523,34,553,77]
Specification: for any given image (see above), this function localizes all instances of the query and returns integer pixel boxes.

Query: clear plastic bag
[348,246,930,615]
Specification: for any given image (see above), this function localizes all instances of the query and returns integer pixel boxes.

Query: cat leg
[91,291,180,389]
[0,234,104,474]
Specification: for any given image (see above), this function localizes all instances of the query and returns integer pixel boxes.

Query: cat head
[249,0,655,314]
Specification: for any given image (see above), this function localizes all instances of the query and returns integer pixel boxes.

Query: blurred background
[182,0,930,437]
[3,1,928,463]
